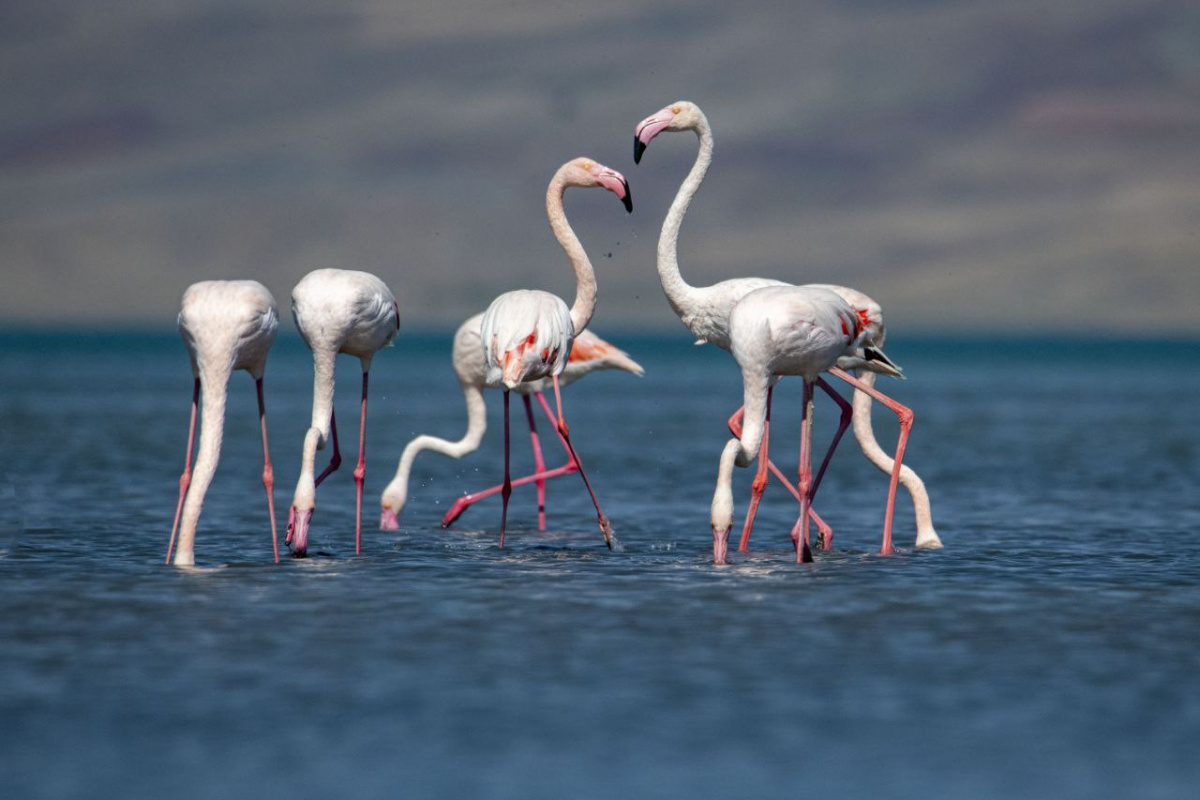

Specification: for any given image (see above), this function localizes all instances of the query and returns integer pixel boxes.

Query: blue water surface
[1,330,1198,799]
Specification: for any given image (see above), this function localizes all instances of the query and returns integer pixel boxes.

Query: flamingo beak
[633,109,674,164]
[596,169,633,213]
[713,525,730,565]
[289,507,313,557]
[380,506,400,531]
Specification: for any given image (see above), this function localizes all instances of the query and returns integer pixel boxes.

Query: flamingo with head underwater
[633,100,942,555]
[288,268,399,557]
[379,316,642,532]
[167,279,280,567]
[478,156,632,549]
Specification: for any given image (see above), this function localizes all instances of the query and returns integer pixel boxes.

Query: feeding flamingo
[379,315,642,531]
[167,280,279,567]
[711,285,906,564]
[288,268,399,557]
[634,100,940,554]
[480,157,631,548]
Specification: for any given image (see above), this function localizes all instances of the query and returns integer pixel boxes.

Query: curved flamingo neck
[382,382,487,511]
[850,370,942,548]
[546,173,598,335]
[657,117,712,323]
[175,360,232,565]
[308,347,337,442]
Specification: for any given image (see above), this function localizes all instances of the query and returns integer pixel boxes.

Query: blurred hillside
[2,0,1198,335]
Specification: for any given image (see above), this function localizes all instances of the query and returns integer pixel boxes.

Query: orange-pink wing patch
[567,336,615,364]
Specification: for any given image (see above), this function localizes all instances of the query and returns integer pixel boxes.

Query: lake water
[2,330,1198,799]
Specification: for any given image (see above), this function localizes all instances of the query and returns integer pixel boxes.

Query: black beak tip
[621,189,633,214]
[633,136,646,164]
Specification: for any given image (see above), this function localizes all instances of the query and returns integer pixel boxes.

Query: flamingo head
[564,158,632,213]
[634,101,703,163]
[712,524,730,566]
[287,506,313,557]
[381,506,400,532]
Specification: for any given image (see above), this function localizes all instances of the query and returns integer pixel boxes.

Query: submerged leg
[828,366,911,556]
[166,378,201,565]
[256,377,279,564]
[552,375,614,549]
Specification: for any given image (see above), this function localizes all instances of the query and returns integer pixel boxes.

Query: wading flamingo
[288,268,399,557]
[634,100,940,553]
[379,315,642,531]
[711,285,904,564]
[167,280,279,567]
[480,157,631,548]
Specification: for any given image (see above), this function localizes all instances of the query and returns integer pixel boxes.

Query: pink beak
[712,525,730,565]
[595,168,633,213]
[380,507,400,531]
[633,109,674,163]
[289,507,313,557]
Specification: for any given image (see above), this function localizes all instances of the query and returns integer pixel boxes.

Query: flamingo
[634,100,941,554]
[166,280,279,567]
[379,315,643,531]
[480,157,632,549]
[288,268,399,557]
[711,285,903,564]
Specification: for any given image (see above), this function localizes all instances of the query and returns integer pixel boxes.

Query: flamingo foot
[441,497,470,528]
[815,517,834,551]
[598,514,615,550]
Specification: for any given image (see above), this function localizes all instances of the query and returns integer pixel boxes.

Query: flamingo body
[289,268,399,557]
[379,313,642,528]
[168,280,279,567]
[635,100,940,552]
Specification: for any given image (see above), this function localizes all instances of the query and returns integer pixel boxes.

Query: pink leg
[440,393,579,528]
[789,380,815,564]
[352,371,369,556]
[736,386,773,552]
[166,378,200,565]
[551,376,614,549]
[499,390,512,548]
[729,399,834,551]
[256,377,279,564]
[828,366,912,556]
[808,378,853,550]
[523,394,549,531]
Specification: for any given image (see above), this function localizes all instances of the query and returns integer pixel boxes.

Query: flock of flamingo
[165,101,944,568]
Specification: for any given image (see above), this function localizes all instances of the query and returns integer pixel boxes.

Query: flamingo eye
[672,106,681,114]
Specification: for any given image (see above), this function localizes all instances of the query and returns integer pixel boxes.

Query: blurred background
[2,0,1198,336]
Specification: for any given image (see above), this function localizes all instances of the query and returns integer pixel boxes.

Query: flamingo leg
[828,366,911,556]
[314,409,342,488]
[499,390,512,548]
[736,386,773,552]
[729,399,834,552]
[808,378,854,550]
[523,394,549,531]
[439,392,580,529]
[789,379,815,564]
[352,371,369,556]
[551,375,614,549]
[166,378,200,565]
[256,377,279,564]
